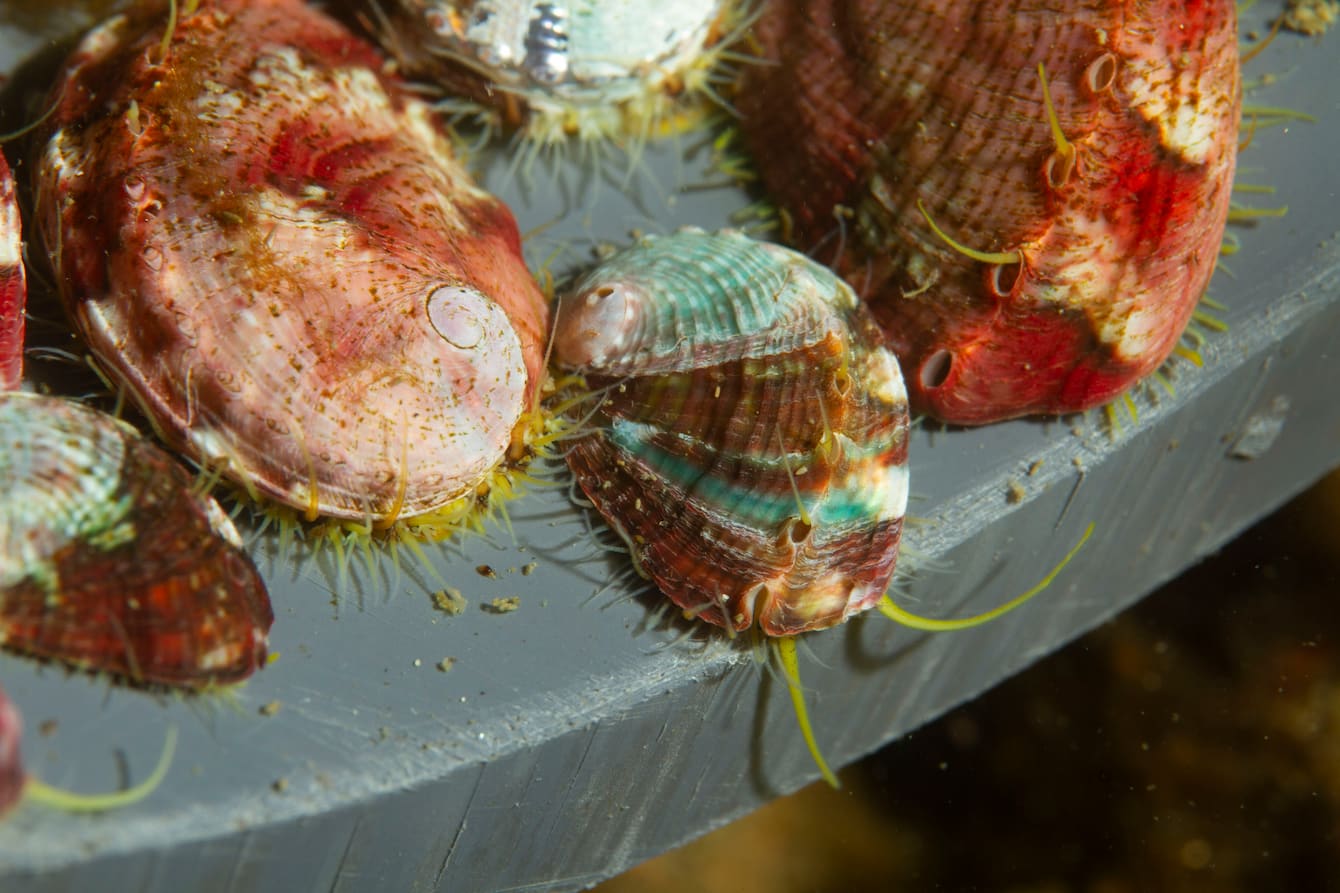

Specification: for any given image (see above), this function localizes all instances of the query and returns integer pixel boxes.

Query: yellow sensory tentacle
[24,727,177,814]
[774,637,839,790]
[879,522,1094,631]
[916,201,1022,266]
[1037,62,1075,162]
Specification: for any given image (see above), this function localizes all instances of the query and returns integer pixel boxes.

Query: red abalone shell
[36,0,549,524]
[0,151,23,392]
[736,0,1241,424]
[552,229,910,637]
[0,392,272,688]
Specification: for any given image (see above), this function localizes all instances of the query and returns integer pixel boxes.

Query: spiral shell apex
[554,229,910,636]
[37,0,549,525]
[0,393,273,689]
[737,0,1240,424]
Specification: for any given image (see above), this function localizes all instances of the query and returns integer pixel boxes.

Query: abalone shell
[36,0,549,524]
[0,392,273,688]
[552,229,910,636]
[736,0,1240,424]
[379,0,740,144]
[0,151,23,392]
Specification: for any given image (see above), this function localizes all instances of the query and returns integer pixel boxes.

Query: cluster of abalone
[0,0,1249,803]
[0,0,559,697]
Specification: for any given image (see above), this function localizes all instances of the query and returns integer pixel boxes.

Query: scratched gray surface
[1,4,1338,892]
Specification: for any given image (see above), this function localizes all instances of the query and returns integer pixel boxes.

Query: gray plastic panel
[1,4,1338,892]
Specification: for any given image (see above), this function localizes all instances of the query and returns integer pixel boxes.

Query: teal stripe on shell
[608,418,907,535]
[554,228,912,635]
[0,394,133,593]
[567,229,859,375]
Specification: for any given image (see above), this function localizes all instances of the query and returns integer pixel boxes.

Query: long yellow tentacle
[24,727,178,814]
[774,636,840,789]
[1037,62,1075,163]
[916,201,1022,265]
[879,522,1094,631]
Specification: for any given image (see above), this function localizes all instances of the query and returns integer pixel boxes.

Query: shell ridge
[581,234,851,375]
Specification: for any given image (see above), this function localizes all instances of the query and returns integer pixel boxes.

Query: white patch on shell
[200,487,245,549]
[1122,56,1220,165]
[879,462,911,521]
[1106,301,1165,362]
[1028,214,1160,361]
[837,436,909,523]
[197,638,254,672]
[42,131,82,200]
[865,347,909,409]
[0,191,19,270]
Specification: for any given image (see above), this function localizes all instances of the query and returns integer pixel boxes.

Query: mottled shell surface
[553,229,909,636]
[382,0,735,141]
[737,0,1241,424]
[37,0,549,523]
[0,152,23,392]
[0,393,273,688]
[0,685,20,817]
